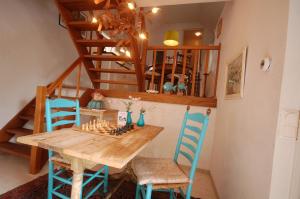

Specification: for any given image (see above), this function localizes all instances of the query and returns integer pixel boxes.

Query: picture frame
[225,47,248,99]
[58,14,67,29]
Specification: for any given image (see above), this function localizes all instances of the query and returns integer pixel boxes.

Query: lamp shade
[163,30,179,46]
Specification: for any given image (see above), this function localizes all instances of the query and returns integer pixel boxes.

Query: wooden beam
[97,89,217,107]
[147,45,221,51]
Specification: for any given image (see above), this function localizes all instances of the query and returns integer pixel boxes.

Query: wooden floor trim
[96,89,217,107]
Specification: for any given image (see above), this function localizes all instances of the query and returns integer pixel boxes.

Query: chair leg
[145,183,153,199]
[135,184,141,199]
[186,184,192,199]
[48,161,54,199]
[104,166,109,193]
[170,188,175,199]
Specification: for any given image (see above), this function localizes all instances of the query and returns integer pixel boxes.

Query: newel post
[29,86,48,174]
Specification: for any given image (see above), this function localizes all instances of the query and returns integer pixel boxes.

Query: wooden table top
[17,125,163,169]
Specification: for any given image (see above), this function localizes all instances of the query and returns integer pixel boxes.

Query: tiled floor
[0,152,218,199]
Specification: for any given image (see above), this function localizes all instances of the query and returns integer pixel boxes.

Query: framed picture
[225,47,248,99]
[58,14,67,29]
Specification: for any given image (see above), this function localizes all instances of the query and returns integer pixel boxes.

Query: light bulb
[128,2,135,10]
[195,32,202,37]
[125,50,131,57]
[91,17,98,24]
[139,32,147,40]
[152,7,160,14]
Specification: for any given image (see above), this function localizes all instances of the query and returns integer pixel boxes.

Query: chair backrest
[45,98,80,132]
[173,106,210,182]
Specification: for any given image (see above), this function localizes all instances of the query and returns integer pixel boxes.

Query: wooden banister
[145,44,221,98]
[47,57,82,94]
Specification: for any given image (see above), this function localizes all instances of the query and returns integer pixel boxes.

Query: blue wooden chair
[45,98,109,199]
[132,106,210,199]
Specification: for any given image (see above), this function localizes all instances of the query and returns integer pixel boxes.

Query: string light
[195,32,202,37]
[91,17,98,24]
[151,7,160,14]
[125,50,131,57]
[127,2,135,10]
[120,48,125,53]
[139,32,147,40]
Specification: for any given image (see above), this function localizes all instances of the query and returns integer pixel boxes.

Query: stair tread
[92,79,138,85]
[19,114,34,121]
[84,55,133,62]
[89,68,136,74]
[0,142,30,159]
[59,0,118,11]
[52,95,78,100]
[6,128,33,136]
[76,39,130,47]
[68,21,112,31]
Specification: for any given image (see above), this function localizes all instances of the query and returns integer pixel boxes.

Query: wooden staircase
[55,0,145,91]
[0,85,93,173]
[0,0,146,174]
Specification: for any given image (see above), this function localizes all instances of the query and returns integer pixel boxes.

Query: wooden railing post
[213,44,221,98]
[29,86,48,174]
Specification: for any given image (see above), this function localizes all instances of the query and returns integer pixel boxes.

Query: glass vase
[137,113,145,127]
[126,111,132,125]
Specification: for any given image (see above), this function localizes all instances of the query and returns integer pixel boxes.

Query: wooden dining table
[17,125,163,199]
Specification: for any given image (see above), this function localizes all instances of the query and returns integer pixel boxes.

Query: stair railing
[143,44,221,98]
[30,57,83,173]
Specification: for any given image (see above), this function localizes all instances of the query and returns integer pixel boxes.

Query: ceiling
[136,0,229,7]
[146,2,225,29]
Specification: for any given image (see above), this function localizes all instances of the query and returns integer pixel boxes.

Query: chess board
[72,119,138,139]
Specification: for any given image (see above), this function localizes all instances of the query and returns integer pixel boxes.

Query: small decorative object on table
[175,82,187,96]
[123,96,141,125]
[74,119,135,138]
[163,82,175,94]
[137,108,146,127]
[87,91,105,110]
[123,101,133,125]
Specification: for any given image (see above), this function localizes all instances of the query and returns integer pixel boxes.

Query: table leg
[71,159,84,199]
[104,162,136,199]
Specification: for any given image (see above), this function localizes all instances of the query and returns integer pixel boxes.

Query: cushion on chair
[132,157,190,185]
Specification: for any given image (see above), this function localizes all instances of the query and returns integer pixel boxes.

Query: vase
[126,111,132,125]
[137,113,145,127]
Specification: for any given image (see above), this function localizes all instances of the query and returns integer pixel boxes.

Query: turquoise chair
[45,98,109,199]
[132,106,210,199]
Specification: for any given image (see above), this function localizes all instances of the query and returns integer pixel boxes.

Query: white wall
[148,22,215,46]
[105,98,216,170]
[269,0,300,198]
[137,0,230,7]
[0,0,77,128]
[211,0,289,199]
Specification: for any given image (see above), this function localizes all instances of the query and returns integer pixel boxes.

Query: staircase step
[89,68,136,74]
[58,0,117,11]
[68,21,112,31]
[0,142,30,159]
[92,79,138,85]
[19,114,34,121]
[76,39,130,47]
[62,84,89,91]
[6,128,33,137]
[84,55,133,62]
[52,95,78,101]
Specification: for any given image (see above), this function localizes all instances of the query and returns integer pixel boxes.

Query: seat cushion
[132,157,189,185]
